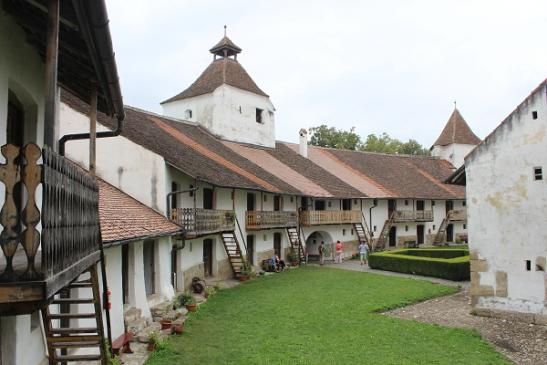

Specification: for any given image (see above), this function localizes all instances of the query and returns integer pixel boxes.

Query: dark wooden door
[389,227,397,247]
[274,195,281,211]
[247,193,256,211]
[122,244,129,304]
[203,239,213,277]
[388,199,396,217]
[274,232,282,257]
[203,188,214,209]
[342,199,351,211]
[416,200,424,211]
[314,200,326,211]
[247,235,254,265]
[417,225,424,245]
[143,240,155,296]
[446,224,454,242]
[445,200,453,215]
[301,196,309,211]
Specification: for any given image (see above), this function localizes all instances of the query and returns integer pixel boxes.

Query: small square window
[462,201,466,206]
[534,167,543,181]
[404,200,409,206]
[463,224,467,229]
[532,111,538,119]
[525,260,531,271]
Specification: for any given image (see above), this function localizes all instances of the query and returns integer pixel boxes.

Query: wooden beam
[44,0,60,150]
[89,83,98,174]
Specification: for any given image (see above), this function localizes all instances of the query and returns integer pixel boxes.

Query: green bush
[369,249,470,281]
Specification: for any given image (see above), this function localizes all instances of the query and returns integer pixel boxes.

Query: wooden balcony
[246,211,298,230]
[392,210,434,222]
[0,144,102,315]
[171,208,236,238]
[448,209,467,221]
[299,210,361,226]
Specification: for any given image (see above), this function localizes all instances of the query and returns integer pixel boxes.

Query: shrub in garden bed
[368,249,470,281]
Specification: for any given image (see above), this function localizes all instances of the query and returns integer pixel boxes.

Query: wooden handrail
[392,210,434,221]
[171,208,235,235]
[245,211,298,230]
[299,210,361,226]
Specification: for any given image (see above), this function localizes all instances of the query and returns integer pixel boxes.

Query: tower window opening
[256,108,263,124]
[184,109,192,119]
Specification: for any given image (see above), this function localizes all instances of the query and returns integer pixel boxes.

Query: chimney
[299,128,308,158]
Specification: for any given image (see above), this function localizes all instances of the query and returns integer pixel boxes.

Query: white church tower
[161,28,276,147]
[431,108,481,168]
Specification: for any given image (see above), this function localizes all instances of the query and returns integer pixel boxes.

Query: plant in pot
[178,291,197,312]
[171,318,185,335]
[158,306,172,330]
[204,286,216,298]
[147,331,162,352]
[287,248,299,266]
[239,263,253,281]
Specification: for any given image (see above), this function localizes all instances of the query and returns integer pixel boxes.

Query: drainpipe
[369,199,377,237]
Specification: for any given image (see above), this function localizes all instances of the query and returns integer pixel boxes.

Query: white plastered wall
[467,84,547,315]
[432,143,476,168]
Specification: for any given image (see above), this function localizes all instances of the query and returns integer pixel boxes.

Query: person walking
[335,240,343,264]
[318,241,324,266]
[359,241,369,266]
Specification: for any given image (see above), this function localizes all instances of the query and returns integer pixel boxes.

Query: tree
[308,124,361,150]
[308,124,430,155]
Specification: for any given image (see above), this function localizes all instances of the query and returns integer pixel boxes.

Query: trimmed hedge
[369,249,470,281]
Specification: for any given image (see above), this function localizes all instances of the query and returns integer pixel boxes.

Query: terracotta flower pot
[238,275,249,282]
[186,303,197,312]
[159,319,172,330]
[172,323,184,334]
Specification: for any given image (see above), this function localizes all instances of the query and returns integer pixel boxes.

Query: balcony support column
[44,0,60,150]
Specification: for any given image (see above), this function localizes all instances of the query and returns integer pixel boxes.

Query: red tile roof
[62,90,465,200]
[433,108,481,147]
[99,179,182,244]
[161,58,267,103]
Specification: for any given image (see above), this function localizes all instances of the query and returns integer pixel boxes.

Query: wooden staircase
[433,216,450,245]
[220,231,246,277]
[286,227,305,263]
[41,265,107,364]
[374,212,395,251]
[353,223,371,250]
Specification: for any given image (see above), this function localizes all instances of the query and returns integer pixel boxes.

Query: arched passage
[305,231,333,261]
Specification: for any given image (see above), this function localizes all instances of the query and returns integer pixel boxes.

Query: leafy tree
[308,125,430,155]
[308,124,361,150]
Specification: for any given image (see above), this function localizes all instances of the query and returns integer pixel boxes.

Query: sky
[105,0,547,147]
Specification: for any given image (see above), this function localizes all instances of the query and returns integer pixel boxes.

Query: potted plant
[287,248,299,266]
[171,319,185,335]
[204,286,216,298]
[178,291,197,312]
[147,331,160,352]
[238,263,252,281]
[158,306,172,329]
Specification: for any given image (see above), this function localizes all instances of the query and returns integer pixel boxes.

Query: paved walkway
[307,259,470,288]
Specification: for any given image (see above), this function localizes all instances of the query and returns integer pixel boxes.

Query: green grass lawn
[146,267,508,365]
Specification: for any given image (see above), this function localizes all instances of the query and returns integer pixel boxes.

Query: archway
[305,231,333,261]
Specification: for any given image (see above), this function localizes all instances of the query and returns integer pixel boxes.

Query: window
[534,167,543,181]
[171,182,178,209]
[342,229,346,236]
[263,194,267,202]
[532,111,538,120]
[189,184,194,197]
[353,199,358,205]
[525,260,531,271]
[463,201,466,206]
[342,199,351,211]
[405,225,409,232]
[290,197,294,203]
[351,229,354,235]
[404,200,409,206]
[373,225,377,232]
[433,225,436,230]
[463,224,467,229]
[238,105,242,114]
[327,201,332,208]
[432,200,435,206]
[256,108,263,123]
[184,109,192,119]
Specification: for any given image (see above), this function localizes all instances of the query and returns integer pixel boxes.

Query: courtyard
[145,267,509,365]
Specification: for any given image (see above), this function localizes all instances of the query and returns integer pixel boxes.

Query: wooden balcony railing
[448,209,467,221]
[299,210,361,226]
[0,144,101,313]
[171,208,235,237]
[392,210,434,222]
[246,211,298,230]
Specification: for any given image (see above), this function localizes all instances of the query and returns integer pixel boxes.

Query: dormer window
[256,108,263,124]
[184,109,192,119]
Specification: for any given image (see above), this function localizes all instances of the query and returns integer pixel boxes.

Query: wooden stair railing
[374,211,396,251]
[286,227,305,263]
[220,232,246,277]
[433,212,451,245]
[354,212,373,250]
[41,265,107,364]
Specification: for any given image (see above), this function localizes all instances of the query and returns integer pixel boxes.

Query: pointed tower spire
[210,26,242,60]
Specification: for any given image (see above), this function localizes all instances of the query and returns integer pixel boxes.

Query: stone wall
[182,262,204,290]
[217,258,233,281]
[396,235,417,247]
[257,249,275,264]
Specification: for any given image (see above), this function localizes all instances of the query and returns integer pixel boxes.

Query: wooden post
[44,0,60,150]
[89,83,98,175]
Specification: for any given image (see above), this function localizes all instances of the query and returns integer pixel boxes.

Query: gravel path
[317,260,547,365]
[386,290,547,364]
